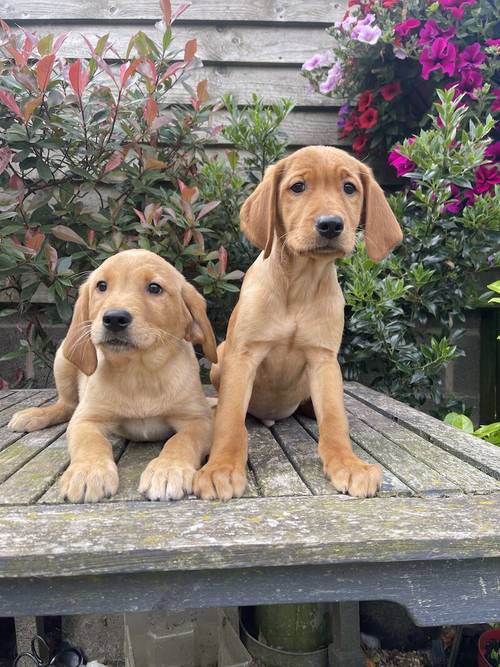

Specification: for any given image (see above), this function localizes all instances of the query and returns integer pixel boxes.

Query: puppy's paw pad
[60,460,119,503]
[324,456,381,498]
[193,463,247,501]
[139,457,196,501]
[8,408,48,433]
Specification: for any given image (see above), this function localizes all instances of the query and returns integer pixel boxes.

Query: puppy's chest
[267,303,340,348]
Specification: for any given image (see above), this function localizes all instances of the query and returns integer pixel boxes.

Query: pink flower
[352,134,368,152]
[458,67,483,97]
[458,43,485,70]
[388,147,416,177]
[302,52,331,71]
[438,0,476,18]
[418,20,455,46]
[393,45,408,59]
[381,82,402,100]
[319,62,343,94]
[352,23,382,44]
[484,141,500,163]
[419,38,457,80]
[486,39,500,47]
[473,165,500,194]
[394,18,420,38]
[336,14,357,32]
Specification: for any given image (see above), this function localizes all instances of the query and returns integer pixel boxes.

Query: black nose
[315,215,344,239]
[102,309,132,332]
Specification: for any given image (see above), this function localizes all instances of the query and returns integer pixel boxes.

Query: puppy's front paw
[139,457,196,501]
[324,454,381,498]
[60,460,119,503]
[8,408,50,433]
[193,462,247,501]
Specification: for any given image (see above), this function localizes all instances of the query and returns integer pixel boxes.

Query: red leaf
[51,225,87,246]
[87,228,95,246]
[119,58,141,88]
[218,246,228,275]
[36,54,55,92]
[104,150,124,173]
[197,79,209,104]
[143,96,158,127]
[184,38,197,64]
[6,45,26,68]
[171,3,190,22]
[160,0,172,25]
[24,228,46,252]
[0,378,9,391]
[68,60,90,97]
[53,33,68,53]
[183,228,193,246]
[23,95,43,123]
[0,19,12,35]
[0,89,21,118]
[0,146,12,175]
[196,200,220,221]
[160,61,185,83]
[44,243,58,273]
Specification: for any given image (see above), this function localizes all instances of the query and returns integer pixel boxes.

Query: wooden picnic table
[0,383,498,633]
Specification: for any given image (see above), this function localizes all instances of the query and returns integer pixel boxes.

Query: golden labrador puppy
[193,146,402,501]
[9,249,217,503]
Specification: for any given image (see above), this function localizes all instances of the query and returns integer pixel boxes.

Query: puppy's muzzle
[102,309,133,333]
[315,215,344,239]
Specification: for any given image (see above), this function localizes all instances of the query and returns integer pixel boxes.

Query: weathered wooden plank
[344,394,499,494]
[271,418,338,495]
[0,433,69,505]
[0,390,16,403]
[12,24,333,65]
[107,441,163,502]
[346,382,500,479]
[0,494,498,578]
[242,468,259,498]
[0,423,68,485]
[0,389,57,430]
[36,436,127,504]
[247,418,310,497]
[295,415,414,497]
[0,389,42,414]
[345,413,461,496]
[5,0,344,24]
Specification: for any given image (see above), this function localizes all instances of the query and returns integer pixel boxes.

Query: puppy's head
[63,249,217,375]
[240,146,402,262]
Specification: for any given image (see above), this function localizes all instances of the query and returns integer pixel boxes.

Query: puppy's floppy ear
[182,282,218,364]
[62,281,97,376]
[360,165,403,261]
[240,163,283,259]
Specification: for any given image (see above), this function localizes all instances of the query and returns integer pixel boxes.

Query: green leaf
[444,412,474,433]
[36,159,53,182]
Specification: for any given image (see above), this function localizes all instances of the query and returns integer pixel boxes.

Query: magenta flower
[492,89,500,113]
[394,18,420,38]
[438,0,476,18]
[418,21,456,46]
[388,147,416,177]
[302,52,331,71]
[419,38,457,80]
[486,39,500,47]
[458,67,483,97]
[473,165,500,194]
[485,142,500,163]
[458,43,485,70]
[319,62,343,94]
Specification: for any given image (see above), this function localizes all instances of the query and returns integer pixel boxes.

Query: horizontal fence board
[5,0,344,24]
[11,24,333,65]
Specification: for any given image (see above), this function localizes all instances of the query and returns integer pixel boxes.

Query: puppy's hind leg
[8,345,79,432]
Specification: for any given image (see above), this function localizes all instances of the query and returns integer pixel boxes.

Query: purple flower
[485,141,500,163]
[394,18,420,38]
[336,14,357,32]
[393,45,408,59]
[388,147,416,177]
[352,22,382,44]
[339,103,350,116]
[319,62,343,94]
[473,165,500,194]
[419,38,457,80]
[438,0,476,18]
[486,39,500,47]
[302,52,331,71]
[458,43,485,70]
[458,67,483,97]
[418,20,456,46]
[492,89,500,112]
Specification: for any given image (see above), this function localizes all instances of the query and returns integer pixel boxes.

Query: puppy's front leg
[61,418,119,503]
[139,415,212,501]
[307,353,381,497]
[194,346,268,501]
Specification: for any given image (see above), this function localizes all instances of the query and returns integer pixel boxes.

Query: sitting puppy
[9,249,217,503]
[194,146,402,501]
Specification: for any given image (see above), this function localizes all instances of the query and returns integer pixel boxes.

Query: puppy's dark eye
[96,281,107,292]
[290,182,305,193]
[343,182,357,195]
[147,282,163,295]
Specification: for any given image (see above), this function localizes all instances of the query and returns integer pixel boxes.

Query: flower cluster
[301,0,499,157]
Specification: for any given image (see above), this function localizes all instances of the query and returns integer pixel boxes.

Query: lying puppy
[194,146,402,501]
[9,249,217,502]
